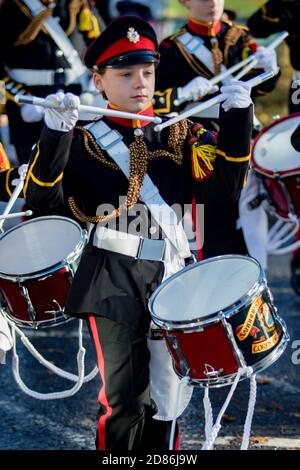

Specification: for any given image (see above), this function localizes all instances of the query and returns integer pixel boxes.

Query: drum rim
[149,254,265,329]
[0,215,87,279]
[252,112,300,177]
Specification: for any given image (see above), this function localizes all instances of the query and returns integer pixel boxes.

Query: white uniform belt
[8,68,82,86]
[93,227,165,261]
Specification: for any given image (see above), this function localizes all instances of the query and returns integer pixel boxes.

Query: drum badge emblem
[235,295,279,354]
[127,28,140,43]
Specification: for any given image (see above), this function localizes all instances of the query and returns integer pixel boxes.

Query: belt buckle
[137,237,165,262]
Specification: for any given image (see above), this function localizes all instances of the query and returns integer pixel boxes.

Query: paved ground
[0,210,299,451]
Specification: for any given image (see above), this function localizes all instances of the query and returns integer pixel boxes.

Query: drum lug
[18,283,36,323]
[203,363,224,378]
[166,333,191,379]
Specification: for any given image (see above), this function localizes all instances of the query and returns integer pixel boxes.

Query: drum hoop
[1,307,74,329]
[149,255,265,330]
[252,166,300,179]
[252,112,300,177]
[0,215,87,279]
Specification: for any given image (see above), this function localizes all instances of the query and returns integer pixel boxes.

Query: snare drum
[0,216,87,328]
[149,255,289,387]
[252,113,300,221]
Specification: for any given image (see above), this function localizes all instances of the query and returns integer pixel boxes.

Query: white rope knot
[181,376,191,386]
[244,366,254,378]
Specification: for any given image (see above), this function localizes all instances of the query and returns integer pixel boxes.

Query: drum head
[149,255,261,324]
[0,216,83,275]
[252,114,300,175]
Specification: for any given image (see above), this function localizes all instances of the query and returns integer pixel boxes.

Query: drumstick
[173,55,257,107]
[0,210,33,220]
[174,31,289,107]
[15,95,162,124]
[235,31,289,80]
[154,70,275,132]
[0,178,25,231]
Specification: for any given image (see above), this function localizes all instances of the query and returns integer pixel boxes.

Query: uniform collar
[106,102,154,128]
[187,17,221,37]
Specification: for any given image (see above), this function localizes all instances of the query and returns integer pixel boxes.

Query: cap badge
[127,27,140,44]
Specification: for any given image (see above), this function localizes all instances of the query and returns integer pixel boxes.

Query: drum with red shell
[149,255,289,387]
[0,216,87,329]
[252,113,300,221]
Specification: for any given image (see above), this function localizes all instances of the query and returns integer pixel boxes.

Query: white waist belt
[93,227,165,261]
[8,68,83,86]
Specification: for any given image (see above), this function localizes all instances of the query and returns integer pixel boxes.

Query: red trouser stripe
[88,315,113,450]
[174,425,180,450]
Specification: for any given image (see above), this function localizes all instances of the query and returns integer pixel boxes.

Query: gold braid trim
[77,126,119,170]
[150,119,190,163]
[14,2,54,46]
[69,122,190,223]
[68,134,148,223]
[223,25,244,66]
[65,0,83,36]
[210,38,223,75]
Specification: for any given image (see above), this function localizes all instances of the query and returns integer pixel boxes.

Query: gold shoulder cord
[14,0,82,46]
[68,122,190,223]
[76,126,119,171]
[223,25,245,66]
[210,38,223,75]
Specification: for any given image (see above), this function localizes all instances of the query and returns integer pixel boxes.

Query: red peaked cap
[84,16,159,70]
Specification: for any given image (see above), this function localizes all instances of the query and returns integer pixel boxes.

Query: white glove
[177,76,219,102]
[44,92,80,132]
[11,163,29,186]
[254,47,279,75]
[20,104,44,123]
[220,80,252,112]
[18,163,29,178]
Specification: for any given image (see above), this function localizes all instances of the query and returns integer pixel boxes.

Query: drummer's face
[93,63,155,113]
[180,0,224,22]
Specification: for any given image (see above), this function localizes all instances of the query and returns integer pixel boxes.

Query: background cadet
[248,0,300,114]
[0,0,102,164]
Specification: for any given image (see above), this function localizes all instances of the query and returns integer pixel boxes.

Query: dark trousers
[87,315,179,450]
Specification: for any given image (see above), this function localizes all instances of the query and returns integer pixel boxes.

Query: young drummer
[154,0,279,121]
[24,16,253,450]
